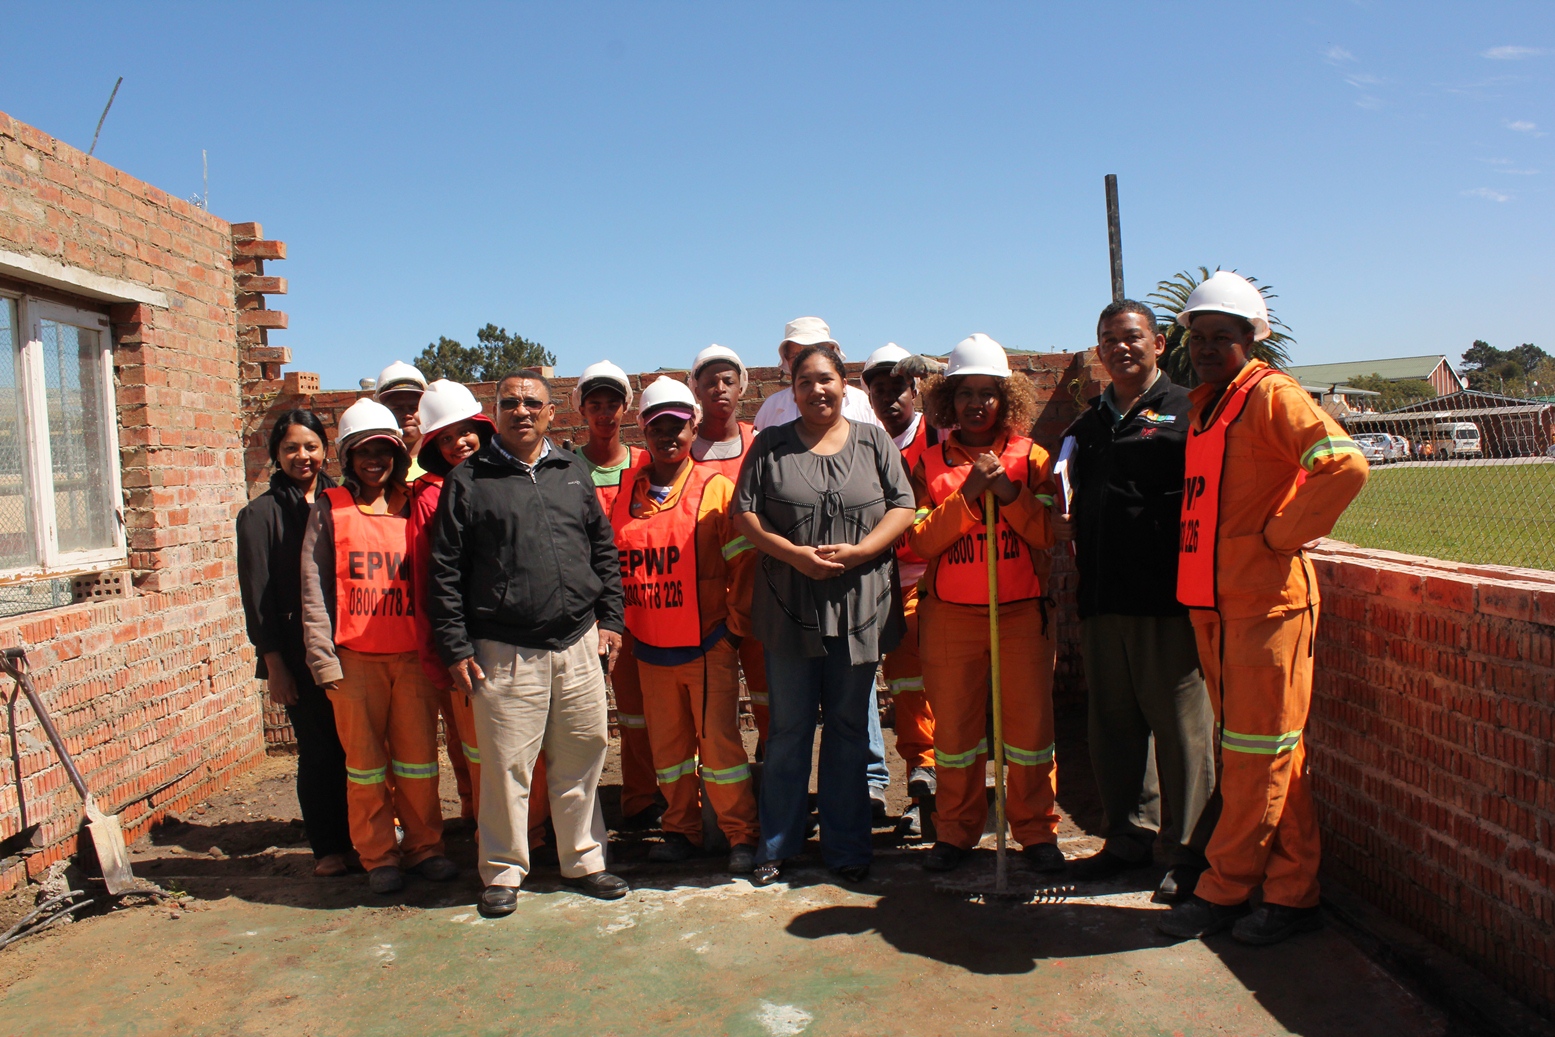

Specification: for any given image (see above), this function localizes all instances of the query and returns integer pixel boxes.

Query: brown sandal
[313,853,352,877]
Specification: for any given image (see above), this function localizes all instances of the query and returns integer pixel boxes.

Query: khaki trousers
[472,629,610,887]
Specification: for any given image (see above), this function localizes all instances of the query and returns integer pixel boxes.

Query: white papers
[1054,435,1077,518]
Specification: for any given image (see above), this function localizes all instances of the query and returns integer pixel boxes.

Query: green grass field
[1328,461,1555,571]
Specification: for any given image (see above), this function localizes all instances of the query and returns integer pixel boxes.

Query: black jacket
[427,439,624,662]
[236,470,336,681]
[1064,373,1191,619]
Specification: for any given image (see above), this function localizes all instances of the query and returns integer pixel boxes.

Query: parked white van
[1428,422,1482,459]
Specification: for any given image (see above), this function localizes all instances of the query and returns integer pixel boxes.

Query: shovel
[0,648,134,893]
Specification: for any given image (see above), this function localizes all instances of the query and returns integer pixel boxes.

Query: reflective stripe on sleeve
[1003,742,1055,767]
[702,762,752,785]
[656,757,699,783]
[391,759,439,780]
[346,765,387,785]
[934,739,988,769]
[617,712,648,730]
[461,742,481,765]
[888,676,924,696]
[1034,494,1056,507]
[1300,437,1365,471]
[721,535,754,561]
[1221,728,1303,755]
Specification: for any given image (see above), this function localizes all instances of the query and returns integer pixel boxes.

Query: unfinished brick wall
[0,111,264,890]
[1308,541,1555,1014]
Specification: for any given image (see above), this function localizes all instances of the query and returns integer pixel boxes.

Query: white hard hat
[637,375,701,429]
[416,380,494,456]
[336,398,406,454]
[690,344,748,394]
[860,343,910,386]
[570,360,634,411]
[374,361,427,398]
[1175,271,1271,342]
[944,334,1011,379]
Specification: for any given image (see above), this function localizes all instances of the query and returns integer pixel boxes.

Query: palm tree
[1147,267,1295,386]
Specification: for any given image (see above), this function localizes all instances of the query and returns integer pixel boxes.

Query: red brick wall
[1308,541,1555,1014]
[0,112,263,890]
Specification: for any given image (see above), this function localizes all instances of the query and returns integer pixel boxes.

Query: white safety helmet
[570,360,634,411]
[415,380,494,456]
[860,343,911,387]
[689,344,748,394]
[944,334,1011,379]
[336,398,406,455]
[374,361,427,398]
[1175,271,1271,342]
[637,375,701,429]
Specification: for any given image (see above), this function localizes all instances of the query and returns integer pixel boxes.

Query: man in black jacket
[429,372,630,915]
[1055,300,1217,901]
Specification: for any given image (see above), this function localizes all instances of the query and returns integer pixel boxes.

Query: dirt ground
[0,705,1456,1036]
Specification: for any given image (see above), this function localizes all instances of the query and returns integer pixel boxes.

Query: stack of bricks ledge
[0,112,266,891]
[245,353,1108,743]
[1307,542,1555,1015]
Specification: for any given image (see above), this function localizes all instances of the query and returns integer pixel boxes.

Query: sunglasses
[498,397,550,412]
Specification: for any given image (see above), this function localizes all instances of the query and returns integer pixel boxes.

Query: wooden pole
[1105,173,1124,302]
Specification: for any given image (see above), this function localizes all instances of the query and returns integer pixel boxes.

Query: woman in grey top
[733,345,916,884]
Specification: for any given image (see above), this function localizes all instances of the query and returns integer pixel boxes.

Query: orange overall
[580,444,660,819]
[691,422,770,744]
[322,487,444,872]
[882,419,937,771]
[909,434,1059,850]
[1180,360,1368,909]
[611,461,759,848]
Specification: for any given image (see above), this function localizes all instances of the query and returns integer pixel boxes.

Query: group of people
[237,269,1368,946]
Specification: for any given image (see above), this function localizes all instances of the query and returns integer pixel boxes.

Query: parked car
[1387,434,1410,461]
[1353,433,1391,465]
[1427,422,1483,459]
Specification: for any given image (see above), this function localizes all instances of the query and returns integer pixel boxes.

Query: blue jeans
[758,638,878,870]
[867,686,890,790]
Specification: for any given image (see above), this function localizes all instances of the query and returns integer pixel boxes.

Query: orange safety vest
[325,486,419,654]
[693,422,755,481]
[1177,367,1277,609]
[582,445,644,514]
[896,419,936,567]
[924,435,1043,605]
[609,465,714,648]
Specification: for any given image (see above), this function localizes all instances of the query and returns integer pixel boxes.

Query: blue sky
[4,3,1551,388]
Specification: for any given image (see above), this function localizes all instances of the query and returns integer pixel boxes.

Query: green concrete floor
[0,845,1445,1037]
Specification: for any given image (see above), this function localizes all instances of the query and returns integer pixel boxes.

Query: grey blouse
[734,420,915,663]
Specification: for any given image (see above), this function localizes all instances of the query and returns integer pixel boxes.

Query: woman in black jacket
[236,410,354,876]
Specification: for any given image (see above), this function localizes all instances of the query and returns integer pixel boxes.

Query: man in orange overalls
[1157,272,1368,945]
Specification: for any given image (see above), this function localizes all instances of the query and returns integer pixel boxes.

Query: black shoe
[869,785,889,824]
[752,861,782,886]
[619,804,665,831]
[367,865,404,894]
[1156,895,1251,938]
[560,871,630,900]
[1070,848,1148,881]
[895,803,923,839]
[1022,842,1068,873]
[907,765,937,799]
[410,855,459,882]
[923,841,967,873]
[728,844,756,875]
[833,863,870,883]
[1232,903,1323,945]
[478,884,518,917]
[648,832,698,863]
[1155,865,1203,903]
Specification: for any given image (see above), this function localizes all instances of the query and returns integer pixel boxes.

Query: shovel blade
[84,808,134,895]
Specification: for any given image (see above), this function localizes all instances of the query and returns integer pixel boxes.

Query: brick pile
[1308,542,1555,1014]
[0,111,264,890]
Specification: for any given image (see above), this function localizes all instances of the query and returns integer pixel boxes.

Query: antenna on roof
[87,77,123,158]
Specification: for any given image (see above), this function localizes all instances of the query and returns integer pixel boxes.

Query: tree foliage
[412,324,557,383]
[1460,339,1550,394]
[1146,267,1295,387]
[1344,373,1436,411]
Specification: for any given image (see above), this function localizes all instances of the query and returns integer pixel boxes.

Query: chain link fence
[1325,389,1555,572]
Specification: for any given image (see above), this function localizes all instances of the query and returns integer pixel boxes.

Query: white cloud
[1463,187,1512,202]
[1481,46,1548,60]
[1354,96,1386,111]
[1505,119,1542,134]
[1345,73,1384,87]
[1324,45,1355,63]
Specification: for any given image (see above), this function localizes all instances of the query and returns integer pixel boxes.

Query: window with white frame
[0,293,125,576]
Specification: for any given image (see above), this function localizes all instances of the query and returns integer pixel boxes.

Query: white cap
[860,343,911,386]
[1176,271,1272,342]
[780,316,841,354]
[416,380,494,456]
[637,375,701,428]
[374,361,427,398]
[336,398,406,453]
[570,360,634,411]
[944,334,1011,379]
[690,344,748,393]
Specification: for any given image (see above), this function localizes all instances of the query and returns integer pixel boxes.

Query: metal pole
[1105,173,1124,302]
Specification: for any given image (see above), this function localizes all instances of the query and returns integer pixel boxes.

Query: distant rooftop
[1285,355,1454,385]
